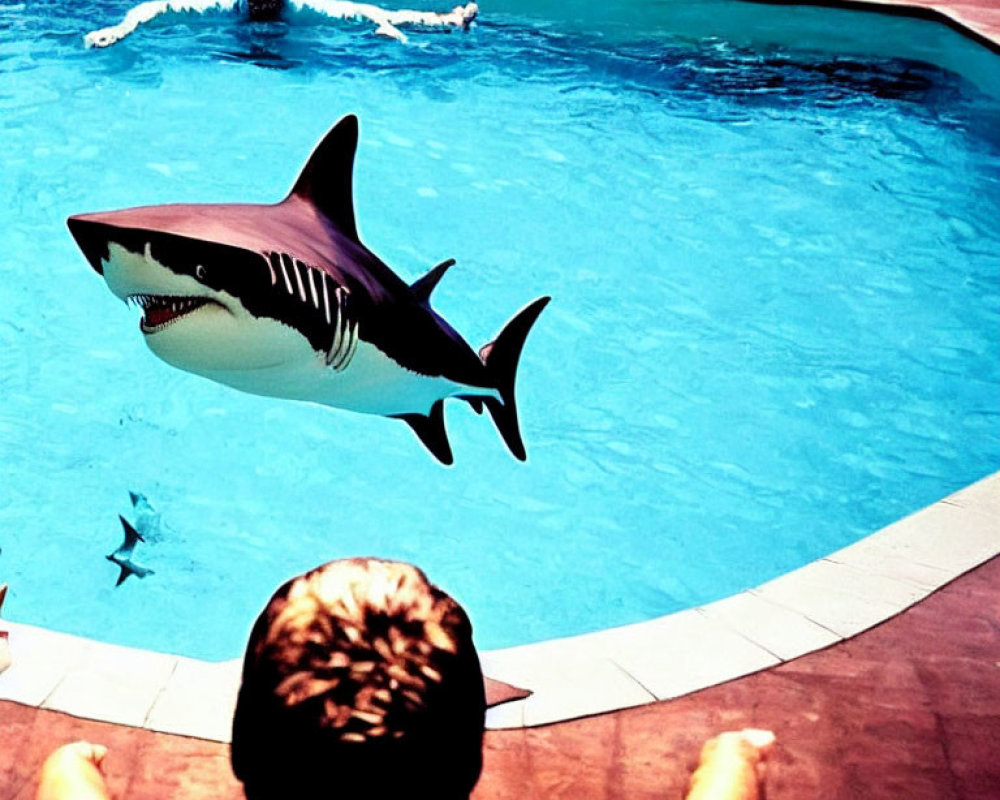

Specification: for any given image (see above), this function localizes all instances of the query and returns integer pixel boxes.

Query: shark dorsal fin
[287,114,361,244]
[411,258,455,303]
[118,515,144,548]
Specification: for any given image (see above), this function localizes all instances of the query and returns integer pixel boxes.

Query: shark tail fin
[479,297,550,461]
[395,400,454,465]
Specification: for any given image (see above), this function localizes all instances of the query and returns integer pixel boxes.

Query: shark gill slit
[305,262,320,309]
[321,272,332,325]
[280,253,305,302]
[262,252,278,286]
[337,288,350,352]
[331,319,358,371]
[272,252,292,294]
[326,289,356,371]
[291,257,308,303]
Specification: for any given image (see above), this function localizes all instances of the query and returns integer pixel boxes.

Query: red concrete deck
[3,553,998,800]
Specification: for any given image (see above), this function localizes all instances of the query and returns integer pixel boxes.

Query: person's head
[245,0,284,22]
[231,558,486,800]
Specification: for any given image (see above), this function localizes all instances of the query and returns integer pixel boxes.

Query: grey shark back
[68,115,549,464]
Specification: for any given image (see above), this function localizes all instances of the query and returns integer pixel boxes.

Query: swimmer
[84,0,479,47]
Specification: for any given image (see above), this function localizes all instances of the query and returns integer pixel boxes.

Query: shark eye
[195,264,207,280]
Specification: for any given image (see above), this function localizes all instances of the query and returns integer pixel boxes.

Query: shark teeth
[127,294,210,333]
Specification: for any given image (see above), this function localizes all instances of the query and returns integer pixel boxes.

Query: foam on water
[1,0,998,659]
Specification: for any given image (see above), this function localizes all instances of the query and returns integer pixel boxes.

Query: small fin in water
[107,516,154,586]
[394,400,454,465]
[411,258,455,304]
[116,515,145,553]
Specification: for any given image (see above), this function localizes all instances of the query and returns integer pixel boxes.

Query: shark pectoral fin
[410,258,455,304]
[394,400,453,465]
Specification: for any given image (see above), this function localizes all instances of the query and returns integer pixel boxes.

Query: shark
[68,114,549,465]
[107,516,155,586]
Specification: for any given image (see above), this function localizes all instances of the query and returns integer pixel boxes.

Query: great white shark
[68,115,550,464]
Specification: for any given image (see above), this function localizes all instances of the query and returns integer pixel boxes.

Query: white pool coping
[1,471,997,737]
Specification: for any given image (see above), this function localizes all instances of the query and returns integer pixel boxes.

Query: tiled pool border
[1,471,996,737]
[746,0,1000,54]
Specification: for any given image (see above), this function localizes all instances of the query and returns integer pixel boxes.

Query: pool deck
[2,471,998,797]
[2,472,997,737]
[749,0,1000,51]
[2,491,998,798]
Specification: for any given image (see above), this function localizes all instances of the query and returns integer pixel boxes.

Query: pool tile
[0,623,92,706]
[941,472,1000,519]
[602,610,780,700]
[754,559,930,638]
[696,590,841,661]
[518,659,654,727]
[825,537,952,590]
[480,641,655,726]
[41,641,178,728]
[485,696,526,729]
[144,658,242,741]
[857,496,999,577]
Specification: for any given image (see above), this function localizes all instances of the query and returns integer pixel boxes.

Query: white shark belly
[196,338,497,417]
[98,241,498,417]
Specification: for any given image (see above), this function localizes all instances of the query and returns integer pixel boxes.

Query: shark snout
[67,215,112,275]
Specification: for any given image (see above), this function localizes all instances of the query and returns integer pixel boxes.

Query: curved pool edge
[743,0,1000,53]
[1,470,997,736]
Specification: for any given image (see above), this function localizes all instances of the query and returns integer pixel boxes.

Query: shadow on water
[214,23,305,70]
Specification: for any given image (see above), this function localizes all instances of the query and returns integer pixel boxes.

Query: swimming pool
[1,0,998,663]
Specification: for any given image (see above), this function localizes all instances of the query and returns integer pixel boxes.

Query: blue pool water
[1,0,998,661]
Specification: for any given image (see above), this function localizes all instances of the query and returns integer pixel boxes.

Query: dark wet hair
[230,558,486,800]
[245,0,285,22]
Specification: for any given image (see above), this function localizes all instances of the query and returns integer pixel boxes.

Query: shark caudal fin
[478,297,550,461]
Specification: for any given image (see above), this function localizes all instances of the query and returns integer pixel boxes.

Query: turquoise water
[1,0,998,661]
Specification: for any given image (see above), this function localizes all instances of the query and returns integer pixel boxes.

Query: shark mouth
[127,294,217,333]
